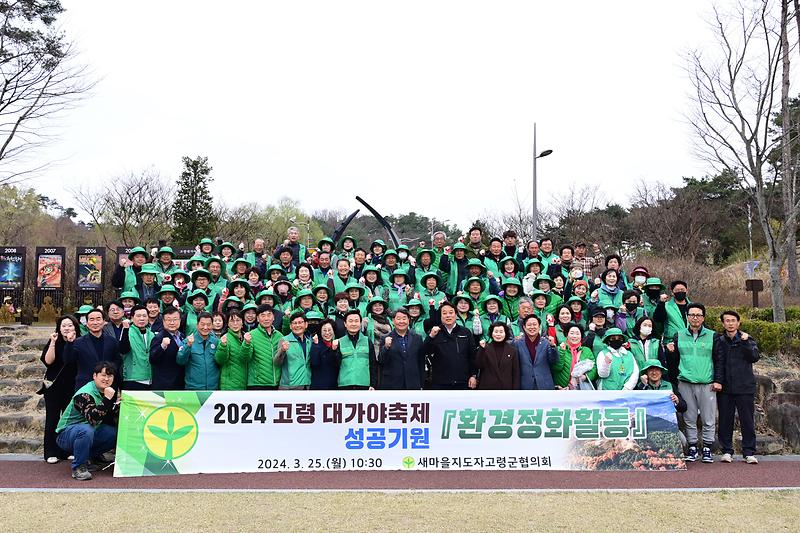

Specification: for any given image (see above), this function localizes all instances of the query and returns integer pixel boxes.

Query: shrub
[705,306,800,356]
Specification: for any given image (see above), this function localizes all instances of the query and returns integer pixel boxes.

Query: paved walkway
[1,456,798,491]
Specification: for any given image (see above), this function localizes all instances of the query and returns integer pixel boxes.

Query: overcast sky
[31,1,716,229]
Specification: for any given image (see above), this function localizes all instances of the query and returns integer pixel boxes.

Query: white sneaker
[68,455,74,460]
[745,455,759,464]
[46,457,59,464]
[720,453,732,463]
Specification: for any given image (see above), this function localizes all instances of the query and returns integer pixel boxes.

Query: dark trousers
[43,388,72,459]
[247,385,278,390]
[338,385,369,390]
[717,392,756,456]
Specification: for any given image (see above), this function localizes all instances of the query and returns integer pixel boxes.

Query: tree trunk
[780,0,799,296]
[769,251,787,321]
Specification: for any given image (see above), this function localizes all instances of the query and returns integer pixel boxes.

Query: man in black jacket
[63,309,122,392]
[149,307,185,390]
[378,308,425,390]
[424,301,477,389]
[714,310,760,464]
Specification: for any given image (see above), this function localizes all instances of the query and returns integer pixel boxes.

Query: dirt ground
[1,490,798,532]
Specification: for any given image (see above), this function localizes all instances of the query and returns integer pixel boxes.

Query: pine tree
[172,156,215,245]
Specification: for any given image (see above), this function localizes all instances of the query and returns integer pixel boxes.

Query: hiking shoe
[701,447,714,463]
[72,464,92,481]
[685,446,698,462]
[720,453,732,463]
[46,457,59,464]
[745,455,759,464]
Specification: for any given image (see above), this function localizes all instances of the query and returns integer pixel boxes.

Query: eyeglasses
[687,314,704,318]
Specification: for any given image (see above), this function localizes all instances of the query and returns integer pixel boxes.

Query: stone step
[0,379,42,392]
[0,394,32,410]
[0,413,44,432]
[14,338,48,352]
[6,353,38,364]
[768,392,800,406]
[0,436,40,454]
[0,363,44,379]
[0,334,13,344]
[0,325,28,332]
[735,433,786,455]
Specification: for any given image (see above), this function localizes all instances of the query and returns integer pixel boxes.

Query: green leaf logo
[402,456,415,469]
[144,406,199,461]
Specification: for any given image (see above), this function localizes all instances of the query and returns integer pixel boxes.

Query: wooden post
[745,279,764,308]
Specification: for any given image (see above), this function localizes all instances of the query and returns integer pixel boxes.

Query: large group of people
[39,226,762,481]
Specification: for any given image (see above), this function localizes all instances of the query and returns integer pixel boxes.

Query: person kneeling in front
[55,362,120,481]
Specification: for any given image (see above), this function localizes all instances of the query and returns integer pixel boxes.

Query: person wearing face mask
[615,290,646,337]
[653,280,691,342]
[596,328,638,390]
[641,277,666,324]
[629,266,650,292]
[628,317,664,372]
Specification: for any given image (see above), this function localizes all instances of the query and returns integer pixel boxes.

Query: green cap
[217,241,235,253]
[602,327,625,343]
[464,276,487,293]
[340,235,358,248]
[416,248,435,264]
[170,269,190,283]
[267,264,286,276]
[344,279,366,297]
[533,274,553,289]
[188,288,209,303]
[204,257,228,277]
[127,246,150,261]
[231,258,251,270]
[501,277,522,289]
[156,246,175,258]
[312,283,333,299]
[480,294,502,313]
[370,239,387,249]
[119,291,140,303]
[293,289,314,308]
[187,255,207,266]
[76,304,95,315]
[640,360,668,375]
[199,238,215,247]
[566,296,588,310]
[138,263,160,276]
[366,297,388,315]
[362,264,384,284]
[382,249,399,261]
[500,256,520,272]
[451,242,468,252]
[530,290,551,306]
[191,268,211,283]
[451,294,475,312]
[157,285,179,297]
[523,258,544,271]
[318,236,335,248]
[419,271,441,286]
[255,289,275,303]
[305,310,325,321]
[644,277,665,290]
[222,296,243,312]
[391,268,411,284]
[466,258,486,271]
[242,302,258,313]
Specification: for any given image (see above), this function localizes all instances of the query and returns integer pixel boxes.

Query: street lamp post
[532,122,553,241]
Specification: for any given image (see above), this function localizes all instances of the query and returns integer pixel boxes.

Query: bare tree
[479,182,551,244]
[0,2,93,184]
[212,202,266,245]
[687,0,797,321]
[71,169,174,250]
[781,0,799,295]
[547,183,606,244]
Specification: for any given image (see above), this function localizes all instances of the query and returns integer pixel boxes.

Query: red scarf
[524,334,539,364]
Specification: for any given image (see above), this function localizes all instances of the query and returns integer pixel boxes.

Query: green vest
[337,333,371,387]
[663,299,689,341]
[331,275,350,295]
[279,334,312,387]
[215,333,252,390]
[123,266,138,292]
[483,257,502,278]
[419,289,447,318]
[597,287,623,310]
[479,314,509,342]
[501,295,520,321]
[56,381,105,433]
[184,307,202,336]
[621,307,646,337]
[628,338,661,369]
[122,327,155,382]
[598,348,636,390]
[676,327,714,384]
[156,262,178,285]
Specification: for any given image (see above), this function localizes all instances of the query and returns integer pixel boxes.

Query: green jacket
[123,266,138,292]
[247,325,283,387]
[278,333,313,388]
[596,286,623,310]
[553,345,597,388]
[676,326,715,384]
[56,380,107,433]
[214,333,253,390]
[337,332,371,387]
[419,289,447,318]
[122,327,155,382]
[177,333,220,390]
[500,295,520,321]
[155,262,179,285]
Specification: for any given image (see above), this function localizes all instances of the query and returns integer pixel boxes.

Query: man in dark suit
[377,308,425,390]
[63,308,122,391]
[149,307,186,390]
[423,301,478,390]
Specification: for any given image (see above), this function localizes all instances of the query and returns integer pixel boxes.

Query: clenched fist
[385,336,393,348]
[186,334,195,347]
[244,332,252,344]
[220,334,228,346]
[161,337,171,349]
[280,340,290,351]
[429,326,441,338]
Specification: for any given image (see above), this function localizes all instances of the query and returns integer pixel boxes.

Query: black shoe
[72,464,92,481]
[686,446,698,462]
[702,447,714,463]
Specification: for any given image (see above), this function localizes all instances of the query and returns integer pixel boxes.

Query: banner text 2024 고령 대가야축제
[113,390,686,476]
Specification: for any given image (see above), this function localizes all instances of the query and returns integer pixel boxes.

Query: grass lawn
[1,490,797,531]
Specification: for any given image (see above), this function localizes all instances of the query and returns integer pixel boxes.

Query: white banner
[115,390,685,476]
